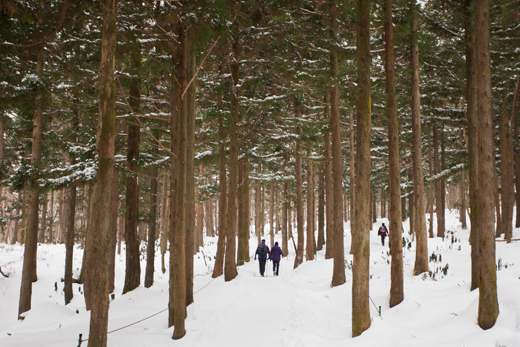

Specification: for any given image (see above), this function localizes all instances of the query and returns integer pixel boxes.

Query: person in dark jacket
[254,239,271,276]
[378,223,389,246]
[270,241,284,276]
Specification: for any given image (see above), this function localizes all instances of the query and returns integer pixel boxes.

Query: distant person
[270,241,284,276]
[254,239,270,276]
[378,223,389,246]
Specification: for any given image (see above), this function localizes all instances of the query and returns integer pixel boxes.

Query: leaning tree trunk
[352,0,371,336]
[18,43,44,318]
[475,0,499,330]
[349,109,356,254]
[83,1,117,344]
[384,0,404,308]
[410,0,428,276]
[123,40,142,295]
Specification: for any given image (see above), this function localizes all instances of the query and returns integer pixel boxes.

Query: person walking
[254,239,270,276]
[378,223,389,246]
[270,241,284,276]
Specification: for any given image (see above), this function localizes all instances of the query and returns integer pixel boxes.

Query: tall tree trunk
[293,100,304,269]
[349,109,356,254]
[324,129,334,259]
[108,120,120,294]
[330,0,345,287]
[224,36,240,282]
[185,40,196,305]
[238,160,250,265]
[270,181,275,247]
[64,105,80,305]
[352,0,371,336]
[499,90,513,243]
[39,194,47,243]
[306,143,315,261]
[410,0,428,275]
[384,0,404,308]
[145,130,160,288]
[282,181,289,256]
[317,164,325,251]
[123,41,141,295]
[476,0,499,329]
[160,172,169,274]
[212,108,227,278]
[18,43,44,318]
[513,76,520,228]
[440,129,447,232]
[168,19,188,339]
[433,126,444,238]
[255,165,262,245]
[460,169,467,229]
[465,0,479,290]
[427,130,434,237]
[83,1,117,344]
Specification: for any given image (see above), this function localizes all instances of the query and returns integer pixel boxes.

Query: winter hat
[275,242,279,246]
[261,239,266,243]
[382,223,385,226]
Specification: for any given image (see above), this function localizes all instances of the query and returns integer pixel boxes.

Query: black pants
[272,260,280,275]
[381,235,386,246]
[259,258,267,276]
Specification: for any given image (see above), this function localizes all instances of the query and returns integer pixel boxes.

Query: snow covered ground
[1,210,520,347]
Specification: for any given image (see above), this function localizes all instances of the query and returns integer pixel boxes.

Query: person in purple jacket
[270,241,284,276]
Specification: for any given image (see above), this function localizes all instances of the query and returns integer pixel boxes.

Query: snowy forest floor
[1,210,520,347]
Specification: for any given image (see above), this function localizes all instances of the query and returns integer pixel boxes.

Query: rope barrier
[369,296,383,320]
[79,276,218,345]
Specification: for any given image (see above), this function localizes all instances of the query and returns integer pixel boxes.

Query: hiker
[254,239,271,276]
[270,241,284,276]
[378,223,389,246]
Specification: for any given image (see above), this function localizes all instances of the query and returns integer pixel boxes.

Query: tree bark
[352,0,371,336]
[384,0,404,308]
[18,42,44,318]
[83,1,117,344]
[410,0,428,275]
[270,181,275,247]
[108,121,119,294]
[475,0,499,329]
[255,164,262,245]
